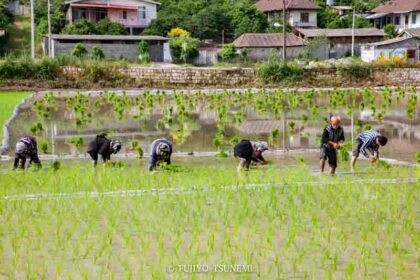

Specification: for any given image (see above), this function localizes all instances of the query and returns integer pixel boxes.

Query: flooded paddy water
[5,88,420,166]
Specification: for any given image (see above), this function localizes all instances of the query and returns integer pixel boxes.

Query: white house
[361,36,420,63]
[255,0,319,28]
[366,0,420,32]
[65,0,160,34]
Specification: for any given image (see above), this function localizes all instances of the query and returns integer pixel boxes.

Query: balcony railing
[292,21,316,27]
[114,18,151,27]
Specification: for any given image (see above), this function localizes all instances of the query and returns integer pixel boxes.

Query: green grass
[0,91,30,143]
[0,162,418,278]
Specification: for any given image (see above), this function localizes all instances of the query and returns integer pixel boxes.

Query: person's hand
[368,156,377,163]
[332,143,338,149]
[260,161,268,165]
[336,143,343,150]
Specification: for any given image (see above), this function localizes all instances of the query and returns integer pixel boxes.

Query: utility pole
[351,7,355,56]
[48,0,52,57]
[282,0,287,60]
[30,0,35,59]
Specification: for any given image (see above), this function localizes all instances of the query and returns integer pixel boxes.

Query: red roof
[256,0,319,12]
[71,3,138,10]
[233,33,305,48]
[372,0,420,13]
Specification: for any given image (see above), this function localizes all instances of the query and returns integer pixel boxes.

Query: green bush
[72,43,88,58]
[91,45,105,60]
[138,40,151,63]
[337,61,371,79]
[61,18,128,35]
[80,61,128,84]
[220,44,236,62]
[0,57,60,80]
[257,54,303,83]
[169,36,199,64]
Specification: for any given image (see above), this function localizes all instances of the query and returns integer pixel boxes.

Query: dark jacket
[321,125,344,149]
[234,140,265,162]
[87,135,112,162]
[14,136,41,169]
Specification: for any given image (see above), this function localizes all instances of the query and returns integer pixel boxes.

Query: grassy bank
[1,163,418,278]
[0,91,30,142]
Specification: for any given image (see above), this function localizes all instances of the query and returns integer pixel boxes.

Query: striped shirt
[358,130,380,157]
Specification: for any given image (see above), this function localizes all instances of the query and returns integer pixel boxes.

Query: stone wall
[61,66,420,87]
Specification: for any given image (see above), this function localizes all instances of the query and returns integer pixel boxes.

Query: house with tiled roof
[255,0,319,28]
[295,28,385,58]
[232,33,306,60]
[366,0,420,31]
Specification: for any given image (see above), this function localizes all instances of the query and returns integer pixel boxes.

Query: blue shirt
[358,130,380,157]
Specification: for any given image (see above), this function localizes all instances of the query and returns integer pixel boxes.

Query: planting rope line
[0,94,34,155]
[3,177,418,202]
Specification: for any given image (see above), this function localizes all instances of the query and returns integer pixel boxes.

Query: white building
[255,0,319,28]
[65,0,160,34]
[366,0,420,32]
[361,36,420,63]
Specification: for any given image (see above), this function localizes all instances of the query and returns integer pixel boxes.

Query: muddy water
[7,93,420,163]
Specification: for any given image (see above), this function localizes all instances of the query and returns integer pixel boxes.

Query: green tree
[220,44,236,61]
[230,3,268,37]
[62,19,93,35]
[384,24,397,39]
[138,40,151,63]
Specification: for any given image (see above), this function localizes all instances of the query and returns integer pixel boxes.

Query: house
[361,36,420,62]
[42,34,169,62]
[255,0,319,28]
[366,0,420,31]
[400,28,420,38]
[295,28,385,59]
[232,33,306,60]
[65,0,160,34]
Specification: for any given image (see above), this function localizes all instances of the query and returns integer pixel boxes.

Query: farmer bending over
[320,115,345,175]
[149,138,173,171]
[87,134,121,167]
[13,136,42,170]
[351,130,388,172]
[234,140,268,173]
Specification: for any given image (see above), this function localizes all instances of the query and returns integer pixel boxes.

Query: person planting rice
[351,130,388,172]
[234,140,268,173]
[87,134,121,167]
[149,138,173,171]
[320,115,345,175]
[13,136,42,170]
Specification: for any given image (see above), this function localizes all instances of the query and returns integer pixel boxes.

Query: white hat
[16,142,27,154]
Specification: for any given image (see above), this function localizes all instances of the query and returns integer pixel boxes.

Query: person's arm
[29,154,42,169]
[13,155,22,170]
[321,129,329,145]
[149,151,158,171]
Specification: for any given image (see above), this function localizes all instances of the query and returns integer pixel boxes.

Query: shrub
[256,53,303,83]
[239,48,248,62]
[71,43,88,58]
[0,57,60,80]
[138,40,151,63]
[384,24,397,39]
[168,27,199,64]
[91,45,105,60]
[337,61,371,79]
[220,44,236,62]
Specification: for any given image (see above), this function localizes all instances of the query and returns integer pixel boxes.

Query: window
[301,12,309,23]
[138,7,146,19]
[412,14,417,24]
[407,49,416,58]
[394,15,400,25]
[120,11,127,20]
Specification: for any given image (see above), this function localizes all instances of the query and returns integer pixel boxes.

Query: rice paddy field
[0,88,419,279]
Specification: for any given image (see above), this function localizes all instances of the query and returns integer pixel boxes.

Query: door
[149,43,164,62]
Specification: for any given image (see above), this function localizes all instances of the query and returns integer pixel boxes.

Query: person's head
[15,142,27,155]
[156,142,170,160]
[110,140,122,154]
[376,135,388,146]
[253,141,268,153]
[330,115,341,129]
